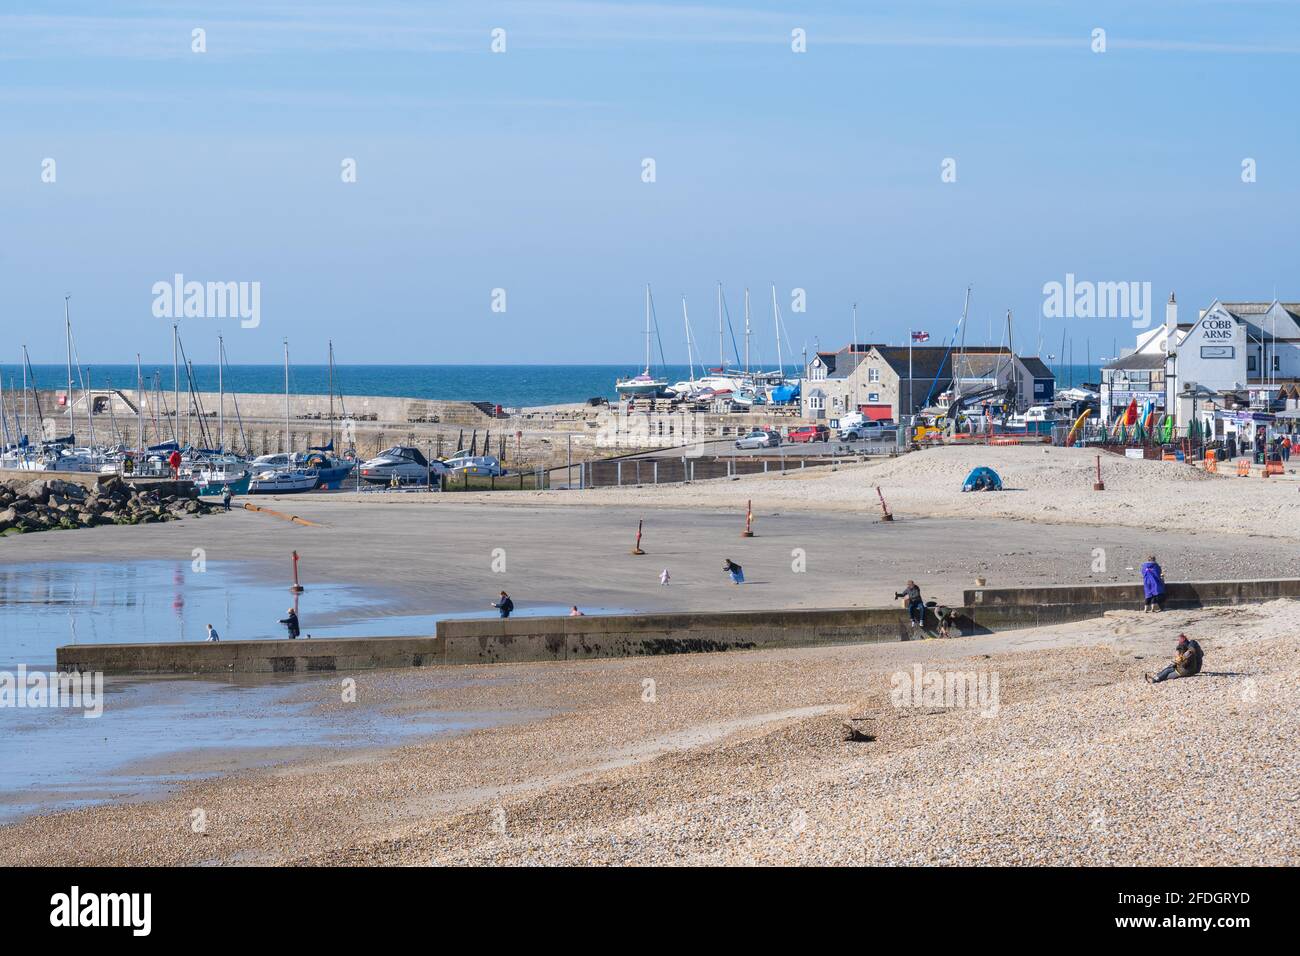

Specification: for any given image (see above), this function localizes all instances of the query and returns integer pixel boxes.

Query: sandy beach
[1,599,1294,866]
[2,446,1298,865]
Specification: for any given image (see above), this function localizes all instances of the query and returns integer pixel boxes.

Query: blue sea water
[1,363,1103,408]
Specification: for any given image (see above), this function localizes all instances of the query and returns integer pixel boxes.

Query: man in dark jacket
[279,608,300,639]
[1146,634,1203,683]
[492,591,514,619]
[895,581,924,629]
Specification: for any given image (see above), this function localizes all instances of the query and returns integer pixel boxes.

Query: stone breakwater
[0,477,222,536]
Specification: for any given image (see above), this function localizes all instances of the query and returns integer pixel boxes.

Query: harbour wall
[55,578,1300,674]
[22,388,812,468]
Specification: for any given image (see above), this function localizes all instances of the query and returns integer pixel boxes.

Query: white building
[1101,293,1300,436]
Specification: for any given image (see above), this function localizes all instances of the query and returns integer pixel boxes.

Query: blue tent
[961,466,1003,492]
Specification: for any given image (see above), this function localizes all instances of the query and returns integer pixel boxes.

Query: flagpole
[908,335,913,421]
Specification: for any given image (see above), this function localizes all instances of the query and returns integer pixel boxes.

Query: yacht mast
[716,282,724,370]
[743,288,751,375]
[172,324,180,444]
[643,285,652,376]
[136,354,144,453]
[682,296,695,384]
[64,295,73,438]
[954,285,971,402]
[283,338,291,454]
[328,340,336,449]
[21,349,28,444]
[218,335,225,450]
[770,284,784,377]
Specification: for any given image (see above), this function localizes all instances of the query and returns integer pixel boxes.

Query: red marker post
[291,550,305,592]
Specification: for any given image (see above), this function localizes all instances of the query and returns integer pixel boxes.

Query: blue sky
[2,1,1297,364]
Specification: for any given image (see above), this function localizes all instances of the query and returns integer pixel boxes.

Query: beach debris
[842,716,876,742]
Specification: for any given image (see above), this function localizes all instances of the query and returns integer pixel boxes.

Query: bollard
[1093,455,1105,491]
[742,499,755,537]
[290,550,305,592]
[631,518,646,555]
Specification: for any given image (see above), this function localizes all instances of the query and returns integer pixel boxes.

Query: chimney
[1165,292,1177,340]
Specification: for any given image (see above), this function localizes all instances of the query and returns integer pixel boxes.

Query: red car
[787,425,829,443]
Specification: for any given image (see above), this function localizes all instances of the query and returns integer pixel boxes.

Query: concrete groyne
[55,578,1300,674]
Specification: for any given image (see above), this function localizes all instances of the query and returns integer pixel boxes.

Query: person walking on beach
[220,485,232,511]
[205,623,220,642]
[492,591,514,618]
[659,568,671,586]
[723,559,744,585]
[1141,556,1166,613]
[1146,634,1203,684]
[279,608,300,639]
[895,580,925,630]
[1282,435,1293,462]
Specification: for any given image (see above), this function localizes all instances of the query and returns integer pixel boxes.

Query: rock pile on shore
[0,476,221,535]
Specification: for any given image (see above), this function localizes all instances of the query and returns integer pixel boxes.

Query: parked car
[735,429,780,449]
[840,422,897,441]
[787,425,829,444]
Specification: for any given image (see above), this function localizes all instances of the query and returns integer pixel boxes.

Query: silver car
[735,430,780,449]
[840,423,896,442]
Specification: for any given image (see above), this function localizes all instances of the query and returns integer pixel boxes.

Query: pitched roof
[1104,352,1165,371]
[1217,302,1300,339]
[811,351,838,376]
[1019,356,1055,379]
[873,346,954,381]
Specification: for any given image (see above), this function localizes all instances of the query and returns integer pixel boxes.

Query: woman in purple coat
[1141,556,1166,612]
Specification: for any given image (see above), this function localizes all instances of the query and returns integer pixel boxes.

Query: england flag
[910,330,930,343]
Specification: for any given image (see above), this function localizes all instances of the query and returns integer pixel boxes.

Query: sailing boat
[615,285,668,398]
[301,341,355,488]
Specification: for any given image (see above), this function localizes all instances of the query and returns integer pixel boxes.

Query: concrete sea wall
[57,578,1300,675]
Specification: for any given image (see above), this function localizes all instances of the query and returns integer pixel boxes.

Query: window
[868,368,880,383]
[1274,355,1281,372]
[809,396,824,410]
[1248,355,1257,372]
[867,392,879,403]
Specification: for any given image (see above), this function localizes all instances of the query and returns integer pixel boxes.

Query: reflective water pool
[0,560,625,668]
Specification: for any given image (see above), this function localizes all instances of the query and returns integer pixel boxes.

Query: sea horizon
[1,362,1104,409]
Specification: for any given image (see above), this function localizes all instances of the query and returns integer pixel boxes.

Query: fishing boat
[194,454,252,495]
[248,469,317,494]
[615,285,668,398]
